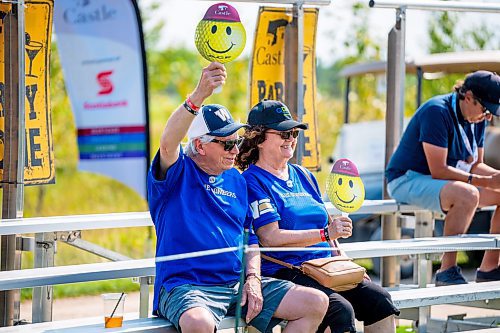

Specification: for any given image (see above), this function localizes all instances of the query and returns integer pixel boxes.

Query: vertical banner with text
[54,0,149,198]
[0,0,55,184]
[250,7,320,170]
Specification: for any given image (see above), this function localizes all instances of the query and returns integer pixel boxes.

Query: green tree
[424,10,500,104]
[318,2,382,99]
[428,11,499,53]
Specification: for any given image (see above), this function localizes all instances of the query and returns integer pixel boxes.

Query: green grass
[397,326,416,333]
[21,279,140,300]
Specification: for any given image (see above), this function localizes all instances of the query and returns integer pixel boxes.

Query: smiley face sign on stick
[195,3,246,64]
[326,158,365,214]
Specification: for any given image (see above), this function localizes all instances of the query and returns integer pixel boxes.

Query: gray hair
[184,134,215,157]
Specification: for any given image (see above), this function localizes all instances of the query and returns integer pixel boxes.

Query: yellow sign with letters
[250,7,320,170]
[0,0,54,184]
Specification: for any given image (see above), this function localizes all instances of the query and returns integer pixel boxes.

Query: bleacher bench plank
[0,283,499,332]
[0,316,242,332]
[0,259,154,291]
[464,329,500,333]
[0,202,494,237]
[389,281,500,309]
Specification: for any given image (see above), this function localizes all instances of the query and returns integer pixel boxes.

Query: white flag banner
[54,0,149,199]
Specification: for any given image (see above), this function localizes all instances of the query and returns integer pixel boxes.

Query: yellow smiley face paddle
[326,158,365,216]
[195,3,246,93]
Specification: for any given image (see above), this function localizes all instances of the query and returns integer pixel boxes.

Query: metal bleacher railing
[0,200,499,333]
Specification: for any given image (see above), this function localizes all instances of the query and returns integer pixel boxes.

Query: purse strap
[260,253,301,271]
[296,165,342,256]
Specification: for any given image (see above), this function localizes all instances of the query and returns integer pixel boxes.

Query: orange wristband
[186,96,200,111]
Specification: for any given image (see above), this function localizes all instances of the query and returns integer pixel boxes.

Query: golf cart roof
[340,50,500,78]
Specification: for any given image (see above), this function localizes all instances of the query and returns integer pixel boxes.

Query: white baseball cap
[187,104,248,140]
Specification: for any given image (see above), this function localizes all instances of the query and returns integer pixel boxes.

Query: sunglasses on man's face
[267,130,299,140]
[474,96,490,116]
[211,137,243,151]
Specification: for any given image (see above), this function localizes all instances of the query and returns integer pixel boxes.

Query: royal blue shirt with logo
[243,164,331,276]
[386,93,486,183]
[147,149,257,314]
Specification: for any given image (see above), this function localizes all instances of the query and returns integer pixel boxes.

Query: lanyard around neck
[451,93,477,162]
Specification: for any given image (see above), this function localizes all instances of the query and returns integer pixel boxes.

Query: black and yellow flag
[0,0,55,184]
[250,7,320,170]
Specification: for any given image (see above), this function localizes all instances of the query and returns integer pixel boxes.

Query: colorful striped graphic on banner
[77,126,146,160]
[54,0,149,198]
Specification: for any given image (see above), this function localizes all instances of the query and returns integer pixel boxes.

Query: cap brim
[266,120,308,131]
[209,122,249,137]
[483,101,500,116]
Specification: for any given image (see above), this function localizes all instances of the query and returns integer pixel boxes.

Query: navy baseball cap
[464,70,500,116]
[187,104,248,140]
[247,100,308,130]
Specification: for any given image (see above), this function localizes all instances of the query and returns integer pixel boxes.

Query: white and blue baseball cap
[187,104,248,140]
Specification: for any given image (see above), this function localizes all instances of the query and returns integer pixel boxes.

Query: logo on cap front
[275,106,291,118]
[214,108,231,122]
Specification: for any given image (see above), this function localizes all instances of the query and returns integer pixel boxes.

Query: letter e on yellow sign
[0,0,55,184]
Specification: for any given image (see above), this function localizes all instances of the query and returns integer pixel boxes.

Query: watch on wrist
[246,272,262,283]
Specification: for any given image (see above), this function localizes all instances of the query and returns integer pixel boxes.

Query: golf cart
[330,50,500,278]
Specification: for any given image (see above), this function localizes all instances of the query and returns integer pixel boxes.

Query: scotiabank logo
[97,70,113,95]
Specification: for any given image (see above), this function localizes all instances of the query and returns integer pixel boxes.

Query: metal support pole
[60,236,131,262]
[381,7,405,288]
[285,4,299,164]
[414,211,434,333]
[295,2,305,165]
[344,77,350,124]
[139,276,153,318]
[0,1,25,327]
[32,233,56,323]
[416,67,423,108]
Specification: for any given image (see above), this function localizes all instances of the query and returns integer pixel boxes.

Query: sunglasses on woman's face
[211,137,243,151]
[267,130,299,140]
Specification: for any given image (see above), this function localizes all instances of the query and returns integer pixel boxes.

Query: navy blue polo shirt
[386,93,486,183]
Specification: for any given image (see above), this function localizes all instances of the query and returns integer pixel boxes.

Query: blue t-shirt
[386,93,486,183]
[242,164,331,276]
[147,149,256,314]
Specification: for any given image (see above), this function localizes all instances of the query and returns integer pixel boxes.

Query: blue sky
[145,0,500,65]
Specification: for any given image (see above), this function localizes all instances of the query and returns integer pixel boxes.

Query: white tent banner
[54,0,149,198]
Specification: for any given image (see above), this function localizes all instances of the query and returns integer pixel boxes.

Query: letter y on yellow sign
[0,0,55,184]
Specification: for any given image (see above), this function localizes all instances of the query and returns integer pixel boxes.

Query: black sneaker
[435,266,468,286]
[476,267,500,282]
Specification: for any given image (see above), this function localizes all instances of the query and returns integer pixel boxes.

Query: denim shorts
[157,277,293,333]
[387,170,448,213]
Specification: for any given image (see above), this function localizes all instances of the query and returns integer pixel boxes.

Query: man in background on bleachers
[386,71,500,286]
